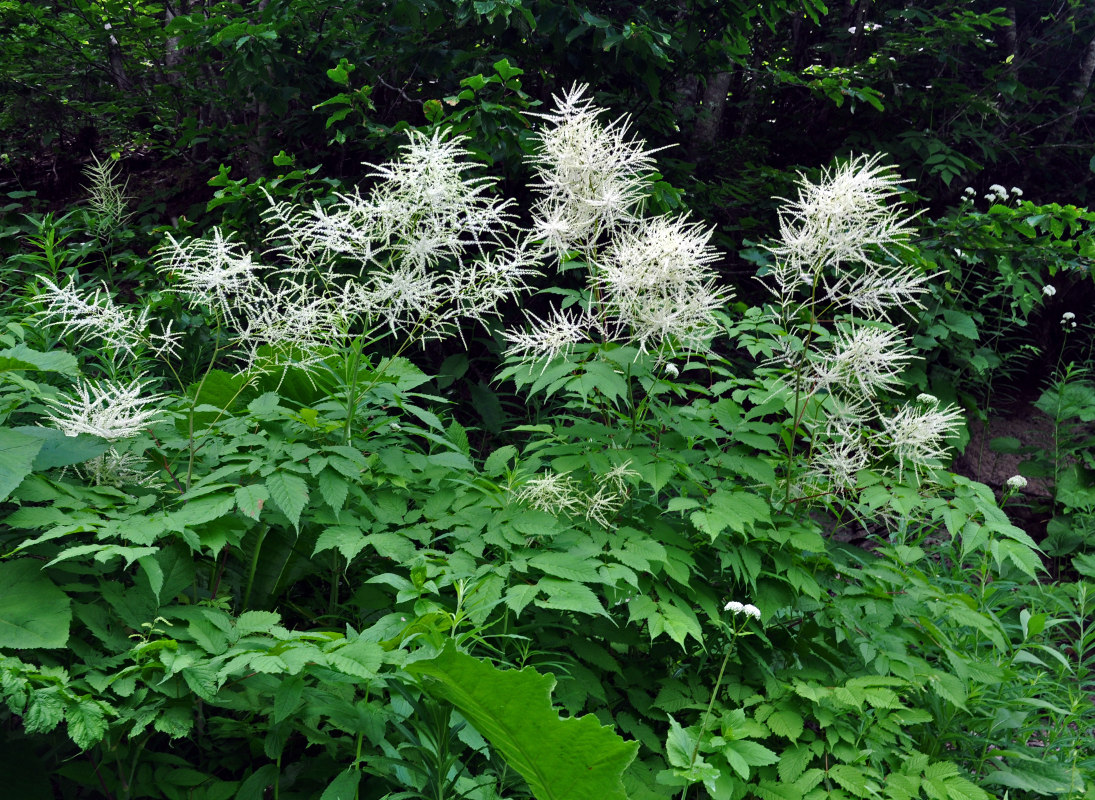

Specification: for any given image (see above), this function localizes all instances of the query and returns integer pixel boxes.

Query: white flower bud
[1043,285,1057,297]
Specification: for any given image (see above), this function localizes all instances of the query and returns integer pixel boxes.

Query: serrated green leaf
[317,468,349,512]
[24,688,65,734]
[408,643,638,800]
[942,774,991,800]
[235,483,269,521]
[319,768,360,800]
[484,445,518,476]
[536,578,609,617]
[657,599,702,646]
[778,744,812,783]
[505,583,540,614]
[767,709,804,741]
[236,764,279,800]
[327,637,383,679]
[664,716,697,768]
[830,764,868,794]
[64,698,107,750]
[0,428,43,502]
[529,551,598,581]
[314,526,368,563]
[724,738,778,767]
[236,610,281,636]
[266,472,308,530]
[274,674,304,723]
[755,779,804,800]
[0,344,79,374]
[10,426,108,470]
[0,560,71,648]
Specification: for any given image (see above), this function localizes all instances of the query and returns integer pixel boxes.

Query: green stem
[681,642,735,800]
[242,524,268,612]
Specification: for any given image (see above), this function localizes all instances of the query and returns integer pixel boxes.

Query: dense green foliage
[1,2,1094,800]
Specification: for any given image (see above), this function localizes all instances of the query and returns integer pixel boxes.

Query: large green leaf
[0,428,44,502]
[408,643,637,800]
[9,426,108,470]
[0,560,72,649]
[0,344,79,375]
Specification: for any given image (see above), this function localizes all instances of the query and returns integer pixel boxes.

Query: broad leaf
[0,428,43,502]
[0,344,78,374]
[9,427,108,470]
[0,560,71,648]
[409,643,638,800]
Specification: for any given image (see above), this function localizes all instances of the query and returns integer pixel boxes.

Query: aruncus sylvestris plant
[4,79,1058,800]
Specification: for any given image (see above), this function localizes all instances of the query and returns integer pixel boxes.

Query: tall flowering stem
[680,602,761,800]
[760,155,963,501]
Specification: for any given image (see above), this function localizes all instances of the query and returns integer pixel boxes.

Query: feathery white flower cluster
[762,156,964,489]
[882,394,964,480]
[765,155,927,320]
[1061,311,1077,329]
[80,448,160,488]
[44,378,163,440]
[526,85,661,253]
[506,85,730,362]
[511,460,639,528]
[1006,475,1028,490]
[34,278,181,362]
[157,129,539,368]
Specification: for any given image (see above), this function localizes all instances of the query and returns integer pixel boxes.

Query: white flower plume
[44,378,163,440]
[809,325,912,397]
[882,396,964,479]
[511,471,584,516]
[765,154,928,320]
[158,228,263,319]
[33,278,179,361]
[595,216,729,353]
[158,128,537,364]
[504,307,593,365]
[527,83,662,254]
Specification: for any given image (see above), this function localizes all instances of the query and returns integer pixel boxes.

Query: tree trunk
[1047,30,1095,145]
[689,70,733,155]
[103,21,134,93]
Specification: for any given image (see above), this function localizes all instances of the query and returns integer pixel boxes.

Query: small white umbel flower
[724,600,761,620]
